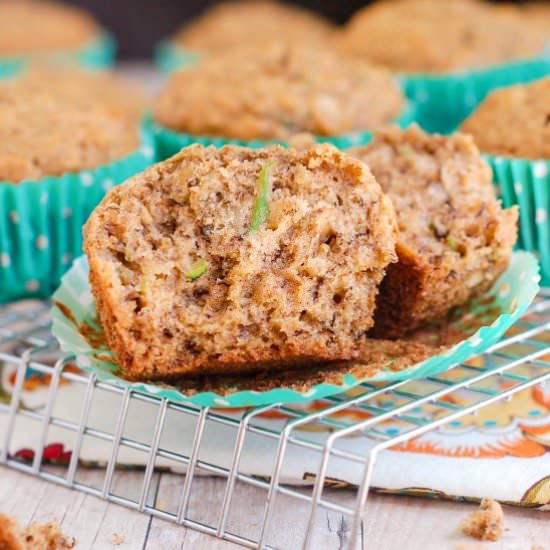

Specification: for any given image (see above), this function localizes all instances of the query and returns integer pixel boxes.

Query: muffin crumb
[460,498,504,541]
[0,513,75,549]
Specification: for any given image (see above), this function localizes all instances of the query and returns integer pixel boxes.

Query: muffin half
[84,144,398,379]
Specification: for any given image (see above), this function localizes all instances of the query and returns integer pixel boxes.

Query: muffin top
[173,0,333,51]
[460,76,550,159]
[153,43,405,140]
[339,0,548,73]
[0,0,100,56]
[0,77,140,183]
[19,67,147,124]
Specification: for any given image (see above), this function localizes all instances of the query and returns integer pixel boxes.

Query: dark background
[68,0,544,59]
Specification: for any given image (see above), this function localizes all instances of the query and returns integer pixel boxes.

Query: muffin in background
[152,43,408,157]
[156,0,334,72]
[0,0,114,74]
[460,77,550,284]
[339,0,547,73]
[338,0,550,133]
[174,0,333,51]
[348,124,518,338]
[0,72,153,301]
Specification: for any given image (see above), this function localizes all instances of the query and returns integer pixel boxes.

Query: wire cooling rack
[0,289,549,549]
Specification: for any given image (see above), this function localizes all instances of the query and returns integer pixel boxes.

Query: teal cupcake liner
[401,47,550,134]
[154,40,201,73]
[0,32,116,79]
[486,154,550,286]
[0,131,155,303]
[150,101,417,161]
[51,252,539,408]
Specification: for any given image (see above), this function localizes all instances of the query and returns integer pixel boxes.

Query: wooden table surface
[1,466,548,549]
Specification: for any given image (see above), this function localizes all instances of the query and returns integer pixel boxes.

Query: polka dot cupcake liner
[0,130,155,303]
[51,251,539,408]
[0,33,116,80]
[154,40,201,73]
[149,101,417,162]
[487,155,550,286]
[401,46,550,134]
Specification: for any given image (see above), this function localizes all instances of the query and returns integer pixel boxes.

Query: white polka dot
[519,270,526,281]
[62,252,72,264]
[493,157,503,166]
[79,291,93,307]
[77,355,91,367]
[470,336,483,347]
[9,211,19,224]
[213,397,230,407]
[534,162,548,179]
[80,172,93,187]
[62,207,72,218]
[35,235,48,250]
[140,145,154,159]
[514,182,522,194]
[40,191,48,205]
[1,253,10,267]
[536,209,547,224]
[25,280,39,292]
[102,178,114,191]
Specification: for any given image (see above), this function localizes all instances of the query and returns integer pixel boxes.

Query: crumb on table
[460,498,504,541]
[111,532,125,545]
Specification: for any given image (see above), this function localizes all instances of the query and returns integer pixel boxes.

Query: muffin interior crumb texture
[0,0,99,55]
[460,498,504,541]
[460,76,550,159]
[349,125,517,338]
[84,144,397,379]
[153,43,405,140]
[0,513,75,550]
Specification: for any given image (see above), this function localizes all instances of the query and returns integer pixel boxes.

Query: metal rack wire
[0,289,549,549]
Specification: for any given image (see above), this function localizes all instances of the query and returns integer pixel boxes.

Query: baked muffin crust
[0,0,99,55]
[0,78,140,183]
[84,144,398,379]
[460,76,550,159]
[339,0,548,73]
[173,0,333,51]
[153,43,405,140]
[349,125,518,337]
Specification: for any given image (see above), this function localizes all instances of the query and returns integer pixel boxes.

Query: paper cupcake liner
[486,155,550,286]
[0,32,115,79]
[51,252,539,408]
[154,40,201,73]
[149,101,417,161]
[401,48,550,134]
[0,131,155,303]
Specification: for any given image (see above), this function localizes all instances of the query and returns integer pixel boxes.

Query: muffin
[173,0,334,52]
[83,144,398,379]
[0,79,140,183]
[0,0,113,73]
[338,0,550,133]
[152,43,407,157]
[348,125,518,338]
[339,0,547,73]
[460,77,550,284]
[0,73,152,301]
[460,76,550,159]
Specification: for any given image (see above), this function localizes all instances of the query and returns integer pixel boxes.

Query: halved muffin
[84,144,397,379]
[348,125,518,338]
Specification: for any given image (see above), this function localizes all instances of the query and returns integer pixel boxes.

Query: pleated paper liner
[0,33,116,80]
[0,131,155,303]
[487,155,550,286]
[401,46,550,134]
[51,252,539,408]
[149,101,417,162]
